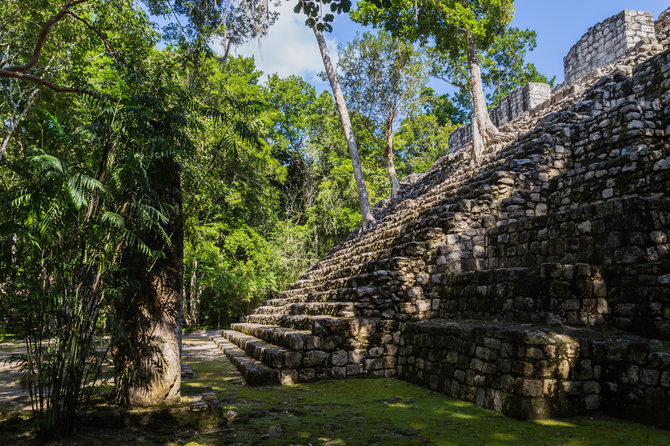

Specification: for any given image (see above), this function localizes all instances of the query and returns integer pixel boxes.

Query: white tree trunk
[470,108,484,167]
[384,119,400,199]
[187,257,200,327]
[466,33,501,155]
[0,87,38,161]
[314,28,376,230]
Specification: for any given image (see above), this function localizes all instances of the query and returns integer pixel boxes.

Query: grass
[1,337,669,445]
[175,339,670,446]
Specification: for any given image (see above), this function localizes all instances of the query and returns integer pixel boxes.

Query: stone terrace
[214,7,670,429]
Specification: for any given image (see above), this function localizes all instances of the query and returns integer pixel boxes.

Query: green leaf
[101,211,125,228]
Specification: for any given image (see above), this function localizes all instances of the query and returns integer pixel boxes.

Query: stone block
[331,350,348,367]
[331,367,347,379]
[585,394,601,410]
[285,352,303,369]
[365,358,383,371]
[519,379,543,397]
[346,364,362,376]
[303,351,329,367]
[640,368,659,385]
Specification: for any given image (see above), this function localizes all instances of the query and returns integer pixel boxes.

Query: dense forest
[0,0,551,437]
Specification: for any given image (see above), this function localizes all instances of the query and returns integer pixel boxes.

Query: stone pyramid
[213,7,670,427]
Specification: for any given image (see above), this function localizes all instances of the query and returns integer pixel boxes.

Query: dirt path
[0,339,29,411]
[0,331,235,412]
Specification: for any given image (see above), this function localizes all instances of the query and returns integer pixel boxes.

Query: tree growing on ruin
[353,0,515,166]
[337,31,427,200]
[426,27,554,122]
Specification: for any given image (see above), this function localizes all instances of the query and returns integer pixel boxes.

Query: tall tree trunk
[384,118,400,200]
[186,257,200,327]
[218,39,233,68]
[313,28,376,230]
[113,162,183,407]
[466,33,501,155]
[470,108,484,167]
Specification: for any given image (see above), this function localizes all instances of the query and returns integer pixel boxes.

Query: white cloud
[228,2,338,87]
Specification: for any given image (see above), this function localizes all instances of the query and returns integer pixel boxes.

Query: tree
[265,74,320,219]
[180,55,285,329]
[265,74,376,257]
[426,27,554,119]
[142,0,278,67]
[354,0,515,166]
[0,0,193,417]
[421,88,470,126]
[313,28,376,229]
[292,0,377,230]
[338,31,427,200]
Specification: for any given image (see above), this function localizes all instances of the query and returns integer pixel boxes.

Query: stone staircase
[212,7,670,428]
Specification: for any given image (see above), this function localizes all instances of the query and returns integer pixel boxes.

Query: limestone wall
[564,10,656,84]
[447,8,664,155]
[397,320,670,428]
[439,259,670,338]
[490,82,551,129]
[447,82,551,154]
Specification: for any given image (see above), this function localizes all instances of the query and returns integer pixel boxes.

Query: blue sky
[231,0,668,93]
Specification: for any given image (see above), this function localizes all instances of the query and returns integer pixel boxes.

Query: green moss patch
[2,336,669,445]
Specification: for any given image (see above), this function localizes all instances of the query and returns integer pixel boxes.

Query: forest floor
[1,332,670,445]
[0,337,30,412]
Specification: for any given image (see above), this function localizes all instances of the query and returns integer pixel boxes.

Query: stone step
[280,272,399,299]
[230,323,321,351]
[242,314,320,330]
[211,336,279,386]
[221,330,302,377]
[302,225,450,277]
[242,313,365,332]
[439,261,670,339]
[253,302,356,317]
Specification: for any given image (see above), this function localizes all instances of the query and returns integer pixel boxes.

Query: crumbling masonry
[214,8,670,428]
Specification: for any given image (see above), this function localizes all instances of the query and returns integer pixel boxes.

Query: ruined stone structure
[449,83,551,154]
[563,9,656,84]
[214,8,670,428]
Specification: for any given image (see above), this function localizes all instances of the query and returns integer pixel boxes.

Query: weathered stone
[220,9,670,430]
[303,351,329,367]
[331,350,348,367]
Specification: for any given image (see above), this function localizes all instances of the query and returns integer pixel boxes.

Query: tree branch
[0,87,39,162]
[2,0,91,73]
[66,11,124,63]
[0,69,117,102]
[434,74,466,89]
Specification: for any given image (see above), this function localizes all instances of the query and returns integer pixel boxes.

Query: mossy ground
[2,336,670,445]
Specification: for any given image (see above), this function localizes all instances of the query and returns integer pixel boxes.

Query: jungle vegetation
[0,0,549,437]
